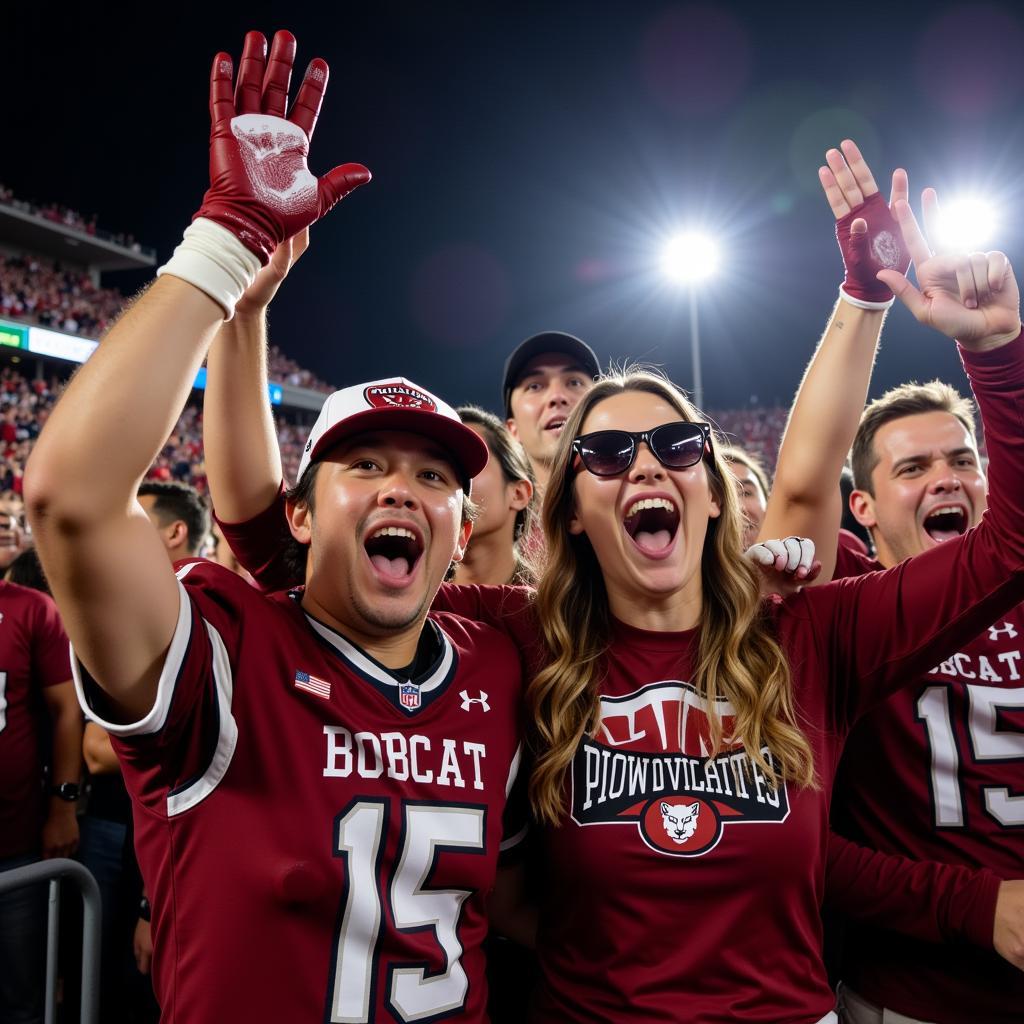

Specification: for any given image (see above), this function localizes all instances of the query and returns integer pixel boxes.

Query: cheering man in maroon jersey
[25,30,527,1024]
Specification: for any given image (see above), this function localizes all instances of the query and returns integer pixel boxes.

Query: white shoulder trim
[306,615,455,693]
[72,580,193,737]
[505,742,523,798]
[500,743,527,853]
[500,824,528,853]
[165,620,237,817]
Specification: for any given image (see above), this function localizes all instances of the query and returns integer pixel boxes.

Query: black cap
[501,331,600,416]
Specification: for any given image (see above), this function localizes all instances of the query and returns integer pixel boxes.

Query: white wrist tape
[839,286,895,311]
[157,218,262,319]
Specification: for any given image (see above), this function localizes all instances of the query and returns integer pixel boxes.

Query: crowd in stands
[0,182,141,252]
[0,363,313,495]
[267,343,335,394]
[1,253,126,337]
[710,404,789,471]
[0,245,338,392]
[0,358,790,500]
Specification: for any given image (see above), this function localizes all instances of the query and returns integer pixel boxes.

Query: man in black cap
[501,330,600,491]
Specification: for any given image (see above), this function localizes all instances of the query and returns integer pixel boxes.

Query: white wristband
[839,286,895,311]
[157,219,262,319]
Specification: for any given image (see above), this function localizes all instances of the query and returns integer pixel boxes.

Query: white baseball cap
[298,377,488,488]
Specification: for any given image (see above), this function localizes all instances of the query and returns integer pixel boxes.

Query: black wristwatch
[139,896,152,922]
[50,782,81,802]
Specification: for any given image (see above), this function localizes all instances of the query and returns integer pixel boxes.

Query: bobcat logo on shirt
[571,681,790,858]
[660,801,699,844]
[363,383,436,412]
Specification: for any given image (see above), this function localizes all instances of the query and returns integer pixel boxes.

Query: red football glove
[194,30,370,264]
[836,192,911,305]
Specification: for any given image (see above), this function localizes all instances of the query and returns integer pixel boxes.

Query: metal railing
[0,858,100,1024]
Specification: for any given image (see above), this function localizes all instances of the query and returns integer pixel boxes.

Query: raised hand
[235,228,311,317]
[819,140,911,307]
[197,30,370,264]
[877,192,1021,351]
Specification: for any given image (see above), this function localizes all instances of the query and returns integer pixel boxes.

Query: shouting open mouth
[623,497,680,555]
[364,524,424,585]
[921,504,969,545]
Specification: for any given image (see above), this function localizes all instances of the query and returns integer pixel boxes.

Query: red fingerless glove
[195,110,369,265]
[836,192,911,307]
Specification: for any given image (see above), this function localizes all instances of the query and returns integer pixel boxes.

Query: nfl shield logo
[400,683,421,710]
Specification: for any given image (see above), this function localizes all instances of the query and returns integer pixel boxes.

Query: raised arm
[24,29,368,720]
[760,141,910,582]
[203,230,308,523]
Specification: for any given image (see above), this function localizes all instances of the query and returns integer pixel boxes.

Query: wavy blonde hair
[528,369,816,824]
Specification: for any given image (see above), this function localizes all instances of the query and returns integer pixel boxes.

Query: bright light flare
[661,232,721,284]
[934,197,997,252]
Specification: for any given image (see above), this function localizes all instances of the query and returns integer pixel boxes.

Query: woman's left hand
[746,536,821,597]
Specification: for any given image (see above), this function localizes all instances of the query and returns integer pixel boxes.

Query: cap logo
[364,383,436,413]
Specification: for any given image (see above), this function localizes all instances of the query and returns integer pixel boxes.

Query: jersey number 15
[328,799,486,1023]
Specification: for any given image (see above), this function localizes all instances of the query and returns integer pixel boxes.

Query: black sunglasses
[572,421,712,477]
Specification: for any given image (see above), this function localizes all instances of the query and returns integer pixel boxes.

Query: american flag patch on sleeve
[294,670,331,700]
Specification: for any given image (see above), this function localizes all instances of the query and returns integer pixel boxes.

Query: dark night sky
[8,2,1024,412]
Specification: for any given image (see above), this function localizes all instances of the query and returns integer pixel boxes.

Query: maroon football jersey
[74,561,525,1024]
[832,544,1024,1020]
[433,338,1024,1022]
[0,580,72,858]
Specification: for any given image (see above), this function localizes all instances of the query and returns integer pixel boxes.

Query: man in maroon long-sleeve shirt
[830,372,1024,1024]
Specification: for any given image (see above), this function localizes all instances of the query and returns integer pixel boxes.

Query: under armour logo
[459,690,490,712]
[989,621,1019,642]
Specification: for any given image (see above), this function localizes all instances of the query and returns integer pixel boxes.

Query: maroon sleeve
[215,484,299,592]
[825,831,1000,948]
[798,332,1024,727]
[831,539,878,581]
[837,528,870,558]
[30,591,72,687]
[433,584,541,657]
[75,562,248,815]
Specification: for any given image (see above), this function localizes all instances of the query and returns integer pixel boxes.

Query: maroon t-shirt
[431,337,1024,1023]
[0,580,72,858]
[75,561,526,1024]
[831,531,1024,1009]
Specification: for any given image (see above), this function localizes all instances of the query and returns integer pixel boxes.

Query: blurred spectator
[720,445,770,549]
[0,566,79,1024]
[5,548,49,594]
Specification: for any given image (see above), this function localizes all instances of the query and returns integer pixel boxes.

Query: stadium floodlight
[659,230,722,409]
[933,196,997,252]
[660,231,721,284]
